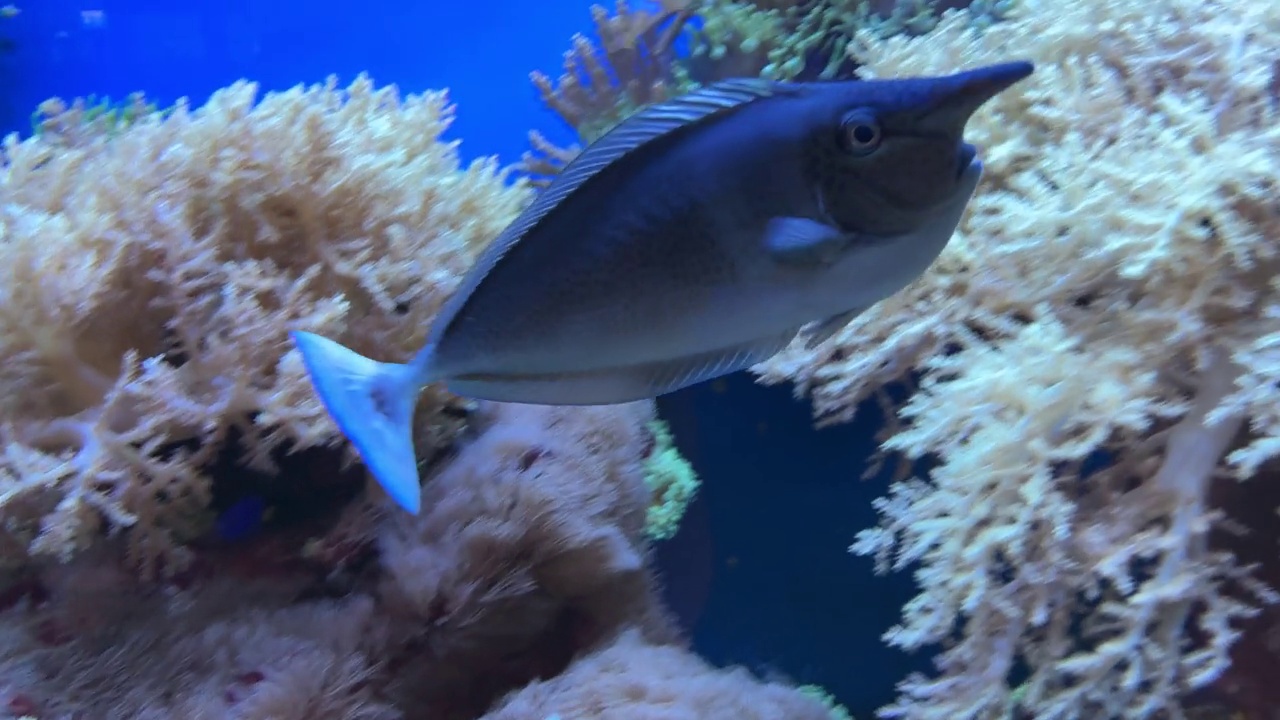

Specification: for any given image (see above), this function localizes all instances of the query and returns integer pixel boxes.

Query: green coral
[693,1,785,60]
[642,419,700,541]
[684,0,788,79]
[759,0,1020,80]
[30,92,171,140]
[798,684,856,720]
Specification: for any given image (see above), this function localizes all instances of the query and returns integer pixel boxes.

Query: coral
[0,401,815,720]
[0,74,529,577]
[752,0,1015,81]
[533,0,697,138]
[798,684,857,720]
[682,0,790,81]
[480,628,837,720]
[28,92,165,142]
[0,543,398,720]
[373,401,680,716]
[641,419,700,541]
[748,0,1280,716]
[684,0,1014,86]
[520,0,698,184]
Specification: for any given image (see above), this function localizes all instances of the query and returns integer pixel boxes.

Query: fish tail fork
[290,331,424,514]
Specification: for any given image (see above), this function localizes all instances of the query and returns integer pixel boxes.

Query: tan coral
[0,75,530,577]
[375,400,680,715]
[481,628,837,720]
[530,0,694,134]
[0,565,397,720]
[0,401,715,720]
[520,0,698,184]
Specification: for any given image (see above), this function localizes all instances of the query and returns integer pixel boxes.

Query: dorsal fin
[427,78,789,344]
[510,77,785,243]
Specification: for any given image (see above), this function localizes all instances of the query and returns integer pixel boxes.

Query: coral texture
[481,628,835,720]
[745,0,1280,717]
[0,400,807,720]
[0,75,528,576]
[641,419,700,541]
[521,0,698,184]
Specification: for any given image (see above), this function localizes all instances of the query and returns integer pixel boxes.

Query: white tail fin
[290,331,423,514]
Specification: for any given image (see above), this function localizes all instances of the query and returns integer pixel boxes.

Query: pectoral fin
[803,308,863,350]
[764,217,850,266]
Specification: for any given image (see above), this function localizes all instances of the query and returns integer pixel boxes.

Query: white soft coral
[753,0,1280,715]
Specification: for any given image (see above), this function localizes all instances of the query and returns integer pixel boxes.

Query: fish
[291,61,1035,513]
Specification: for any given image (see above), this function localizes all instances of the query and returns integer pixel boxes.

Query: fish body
[430,95,917,379]
[291,62,1035,513]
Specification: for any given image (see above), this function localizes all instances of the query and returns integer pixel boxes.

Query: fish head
[801,61,1034,237]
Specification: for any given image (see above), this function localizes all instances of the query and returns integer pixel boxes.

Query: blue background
[0,0,584,161]
[0,1,926,713]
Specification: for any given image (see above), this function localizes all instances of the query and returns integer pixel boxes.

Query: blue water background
[0,0,926,712]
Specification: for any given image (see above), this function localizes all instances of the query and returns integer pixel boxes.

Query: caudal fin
[290,331,423,514]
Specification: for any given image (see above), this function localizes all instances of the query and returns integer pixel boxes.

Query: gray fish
[291,61,1035,513]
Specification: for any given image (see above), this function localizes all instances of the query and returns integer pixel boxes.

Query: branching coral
[29,92,164,141]
[520,0,697,183]
[0,75,529,577]
[480,628,837,720]
[685,0,1015,84]
[749,0,1280,716]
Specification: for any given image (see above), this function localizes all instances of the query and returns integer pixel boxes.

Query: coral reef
[740,0,1280,717]
[522,0,698,183]
[531,0,697,141]
[6,0,1272,713]
[0,75,527,577]
[522,0,1280,715]
[483,628,835,720]
[28,92,164,141]
[687,0,1013,83]
[0,401,812,719]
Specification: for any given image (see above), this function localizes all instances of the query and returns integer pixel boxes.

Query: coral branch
[747,0,1280,714]
[519,1,697,185]
[0,75,529,575]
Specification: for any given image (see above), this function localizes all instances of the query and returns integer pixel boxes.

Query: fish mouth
[957,142,980,180]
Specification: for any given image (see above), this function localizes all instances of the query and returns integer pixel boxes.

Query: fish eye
[840,111,882,155]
